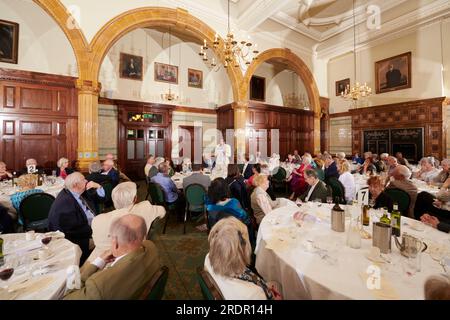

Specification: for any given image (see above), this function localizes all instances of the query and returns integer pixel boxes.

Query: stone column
[76,79,101,171]
[232,101,248,163]
[313,114,321,155]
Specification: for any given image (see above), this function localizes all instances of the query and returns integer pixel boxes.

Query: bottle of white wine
[0,237,4,267]
[391,203,401,237]
[380,207,391,226]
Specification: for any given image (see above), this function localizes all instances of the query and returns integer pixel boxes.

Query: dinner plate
[365,252,386,264]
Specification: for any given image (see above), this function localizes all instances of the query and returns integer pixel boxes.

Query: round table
[255,203,450,300]
[171,170,226,190]
[0,179,65,217]
[0,232,81,300]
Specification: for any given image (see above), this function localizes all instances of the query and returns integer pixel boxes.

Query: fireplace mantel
[349,97,447,160]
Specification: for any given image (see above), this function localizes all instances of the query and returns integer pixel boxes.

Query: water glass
[402,256,417,277]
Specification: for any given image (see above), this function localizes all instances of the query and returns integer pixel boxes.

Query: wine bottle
[390,203,401,237]
[0,237,4,267]
[380,207,391,225]
[362,204,370,226]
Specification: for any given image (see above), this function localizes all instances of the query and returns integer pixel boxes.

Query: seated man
[64,214,160,300]
[101,159,120,187]
[299,169,329,203]
[183,164,211,191]
[48,172,105,265]
[86,161,111,185]
[147,157,165,182]
[324,154,339,181]
[87,182,166,262]
[151,163,180,205]
[20,158,45,176]
[386,165,417,218]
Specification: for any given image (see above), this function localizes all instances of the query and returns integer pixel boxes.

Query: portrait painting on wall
[375,52,411,94]
[250,75,265,101]
[154,62,178,84]
[188,68,203,89]
[0,19,19,64]
[335,78,350,96]
[119,53,143,80]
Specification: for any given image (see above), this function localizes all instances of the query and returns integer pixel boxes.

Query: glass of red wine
[0,268,14,281]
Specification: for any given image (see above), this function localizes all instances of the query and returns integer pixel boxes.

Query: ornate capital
[76,79,102,95]
[231,101,248,112]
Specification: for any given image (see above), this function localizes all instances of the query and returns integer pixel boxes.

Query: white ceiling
[223,0,450,59]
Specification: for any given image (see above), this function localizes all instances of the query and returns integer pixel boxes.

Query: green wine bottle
[380,207,391,225]
[390,203,401,237]
[0,237,4,267]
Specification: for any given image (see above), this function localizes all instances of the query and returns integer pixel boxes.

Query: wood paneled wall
[217,102,315,159]
[350,97,447,159]
[0,68,78,172]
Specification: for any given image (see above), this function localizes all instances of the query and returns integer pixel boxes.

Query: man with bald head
[64,214,160,299]
[386,165,417,218]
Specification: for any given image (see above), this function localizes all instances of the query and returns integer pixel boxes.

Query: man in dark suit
[386,64,402,88]
[101,159,119,187]
[48,172,105,265]
[299,170,330,203]
[19,158,45,176]
[324,155,339,181]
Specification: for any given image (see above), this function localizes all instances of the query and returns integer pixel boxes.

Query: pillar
[232,101,248,163]
[76,79,101,171]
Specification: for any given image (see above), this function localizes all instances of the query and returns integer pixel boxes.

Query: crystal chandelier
[199,0,259,69]
[161,27,179,102]
[340,0,372,105]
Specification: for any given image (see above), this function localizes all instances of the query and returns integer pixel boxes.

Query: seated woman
[0,161,12,181]
[358,152,377,175]
[225,164,250,211]
[367,176,393,211]
[413,157,440,182]
[338,160,355,203]
[352,153,364,165]
[246,163,261,188]
[206,178,252,232]
[313,158,325,181]
[87,181,166,263]
[165,158,176,177]
[414,177,450,221]
[204,216,281,300]
[285,154,295,164]
[11,174,43,223]
[287,155,312,200]
[55,157,74,179]
[250,175,280,225]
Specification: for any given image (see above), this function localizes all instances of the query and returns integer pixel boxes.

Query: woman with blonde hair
[337,160,355,203]
[204,216,281,300]
[55,157,74,179]
[250,174,280,225]
[0,161,12,181]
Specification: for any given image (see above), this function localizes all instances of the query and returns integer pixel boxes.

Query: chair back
[147,217,160,240]
[185,184,207,212]
[271,167,287,181]
[19,193,55,231]
[147,182,166,206]
[139,266,169,300]
[237,164,245,174]
[197,267,224,300]
[327,177,346,204]
[384,188,411,216]
[206,210,233,231]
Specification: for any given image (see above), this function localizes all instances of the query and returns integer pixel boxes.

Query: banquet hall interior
[0,0,450,301]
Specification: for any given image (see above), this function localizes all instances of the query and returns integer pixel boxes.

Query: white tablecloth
[0,232,81,300]
[171,170,226,190]
[0,179,64,217]
[255,203,450,300]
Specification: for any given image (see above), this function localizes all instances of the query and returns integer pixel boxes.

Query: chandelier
[340,0,372,105]
[161,27,179,102]
[199,0,259,69]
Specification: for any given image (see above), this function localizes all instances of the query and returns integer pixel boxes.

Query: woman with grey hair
[204,217,281,300]
[431,159,450,187]
[413,157,440,182]
[55,157,74,179]
[87,181,166,262]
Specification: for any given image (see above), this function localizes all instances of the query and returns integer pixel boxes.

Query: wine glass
[0,268,14,281]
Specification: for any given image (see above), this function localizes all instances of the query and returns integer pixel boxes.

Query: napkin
[66,265,81,290]
[359,271,399,300]
[44,230,65,239]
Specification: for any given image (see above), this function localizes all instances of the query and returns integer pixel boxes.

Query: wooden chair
[196,267,224,300]
[139,266,169,300]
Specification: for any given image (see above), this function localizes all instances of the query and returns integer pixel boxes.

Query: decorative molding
[329,111,352,119]
[237,0,291,31]
[173,106,217,115]
[0,68,77,88]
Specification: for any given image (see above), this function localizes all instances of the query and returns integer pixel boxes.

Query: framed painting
[154,62,178,84]
[336,78,350,96]
[119,53,143,80]
[375,52,411,94]
[0,19,19,64]
[250,75,265,101]
[188,68,203,88]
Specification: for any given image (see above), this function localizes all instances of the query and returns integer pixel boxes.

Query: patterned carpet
[136,181,209,300]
